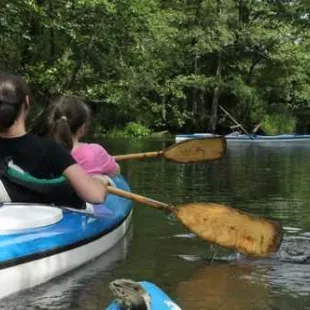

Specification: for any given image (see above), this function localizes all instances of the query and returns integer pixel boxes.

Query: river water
[1,139,310,309]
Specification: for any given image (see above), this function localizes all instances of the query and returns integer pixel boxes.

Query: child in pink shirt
[44,95,120,177]
[72,143,119,176]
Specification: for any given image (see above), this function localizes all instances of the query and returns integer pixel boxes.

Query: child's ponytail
[50,116,73,150]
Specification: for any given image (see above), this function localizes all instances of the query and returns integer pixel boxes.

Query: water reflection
[176,262,270,310]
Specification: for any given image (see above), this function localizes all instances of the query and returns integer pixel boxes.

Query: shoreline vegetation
[3,1,310,138]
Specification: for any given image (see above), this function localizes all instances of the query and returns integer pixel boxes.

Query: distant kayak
[175,133,310,143]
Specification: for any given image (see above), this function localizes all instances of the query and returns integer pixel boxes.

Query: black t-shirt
[0,133,76,178]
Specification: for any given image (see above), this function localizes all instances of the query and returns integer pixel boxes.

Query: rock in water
[109,279,151,310]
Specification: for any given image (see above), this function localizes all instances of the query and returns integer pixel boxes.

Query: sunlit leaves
[1,0,310,134]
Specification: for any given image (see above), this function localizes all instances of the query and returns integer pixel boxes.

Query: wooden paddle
[114,137,226,163]
[107,186,283,258]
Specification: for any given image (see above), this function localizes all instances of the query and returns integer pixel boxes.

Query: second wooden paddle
[107,186,283,258]
[114,137,226,163]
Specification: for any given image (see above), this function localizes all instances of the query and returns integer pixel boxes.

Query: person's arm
[109,163,121,176]
[46,138,107,203]
[73,143,121,176]
[63,164,107,203]
[99,145,121,176]
[94,144,121,176]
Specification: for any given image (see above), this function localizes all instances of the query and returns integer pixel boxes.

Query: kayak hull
[0,211,132,299]
[0,175,132,299]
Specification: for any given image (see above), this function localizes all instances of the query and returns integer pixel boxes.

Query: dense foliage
[1,0,310,135]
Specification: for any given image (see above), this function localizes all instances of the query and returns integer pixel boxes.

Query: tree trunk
[208,0,222,133]
[49,0,55,60]
[208,53,222,132]
[192,54,199,118]
[162,95,166,123]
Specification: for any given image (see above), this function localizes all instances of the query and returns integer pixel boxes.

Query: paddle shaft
[114,151,163,161]
[219,105,252,137]
[107,186,171,211]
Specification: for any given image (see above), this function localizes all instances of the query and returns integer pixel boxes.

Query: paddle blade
[164,137,226,163]
[174,203,283,257]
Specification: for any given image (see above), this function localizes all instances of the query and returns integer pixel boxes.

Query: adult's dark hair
[46,95,90,150]
[0,73,30,131]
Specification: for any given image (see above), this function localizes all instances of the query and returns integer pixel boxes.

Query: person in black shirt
[0,72,107,206]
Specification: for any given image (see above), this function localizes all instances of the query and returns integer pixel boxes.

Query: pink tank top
[71,143,118,175]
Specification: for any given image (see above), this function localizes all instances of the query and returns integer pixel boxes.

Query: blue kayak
[107,281,182,310]
[176,133,310,143]
[0,175,133,299]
